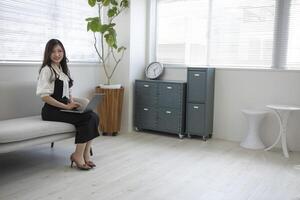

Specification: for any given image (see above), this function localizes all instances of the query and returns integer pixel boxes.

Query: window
[157,0,209,65]
[287,0,300,68]
[210,0,275,67]
[154,0,300,69]
[0,0,98,62]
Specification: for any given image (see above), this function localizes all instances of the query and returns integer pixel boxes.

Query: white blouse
[36,64,71,99]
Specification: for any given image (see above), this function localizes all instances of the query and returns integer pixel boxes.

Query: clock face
[145,62,163,79]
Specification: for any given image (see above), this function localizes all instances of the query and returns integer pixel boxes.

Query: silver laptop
[61,94,104,114]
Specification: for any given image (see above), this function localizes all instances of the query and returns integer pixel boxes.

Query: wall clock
[145,62,164,79]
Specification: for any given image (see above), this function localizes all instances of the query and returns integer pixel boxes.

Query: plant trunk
[107,77,111,85]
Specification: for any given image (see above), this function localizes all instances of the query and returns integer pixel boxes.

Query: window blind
[209,0,276,67]
[0,0,98,62]
[286,0,300,68]
[156,0,209,65]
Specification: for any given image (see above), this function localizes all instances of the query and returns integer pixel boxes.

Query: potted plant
[86,0,129,136]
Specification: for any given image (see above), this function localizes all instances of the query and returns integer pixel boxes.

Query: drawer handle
[194,74,200,77]
[166,86,173,89]
[193,106,199,109]
[143,108,149,111]
[166,111,172,114]
[143,84,149,88]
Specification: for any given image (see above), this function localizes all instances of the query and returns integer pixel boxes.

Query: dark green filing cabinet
[186,68,215,140]
[134,80,186,138]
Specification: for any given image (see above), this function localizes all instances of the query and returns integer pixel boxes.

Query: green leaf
[85,17,98,22]
[120,0,129,8]
[108,28,116,38]
[88,0,96,7]
[104,34,115,47]
[104,27,117,48]
[87,22,91,31]
[102,0,110,6]
[117,46,126,52]
[86,17,101,32]
[90,19,101,32]
[99,24,109,33]
[111,0,118,6]
[108,7,118,17]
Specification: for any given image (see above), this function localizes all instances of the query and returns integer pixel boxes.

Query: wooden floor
[0,131,300,200]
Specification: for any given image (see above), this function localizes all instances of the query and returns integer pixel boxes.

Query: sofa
[0,82,89,154]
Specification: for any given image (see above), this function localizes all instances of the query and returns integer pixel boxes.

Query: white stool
[240,109,268,150]
[265,104,300,158]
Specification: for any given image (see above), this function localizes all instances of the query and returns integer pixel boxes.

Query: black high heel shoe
[70,154,91,170]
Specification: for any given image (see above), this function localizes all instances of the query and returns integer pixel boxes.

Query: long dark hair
[39,39,73,87]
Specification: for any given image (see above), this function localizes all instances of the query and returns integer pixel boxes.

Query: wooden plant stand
[96,86,124,136]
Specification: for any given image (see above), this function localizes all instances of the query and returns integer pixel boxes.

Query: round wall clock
[145,62,164,79]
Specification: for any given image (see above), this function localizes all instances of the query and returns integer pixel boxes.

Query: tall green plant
[86,0,129,85]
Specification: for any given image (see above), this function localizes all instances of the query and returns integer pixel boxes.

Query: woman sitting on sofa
[36,39,99,170]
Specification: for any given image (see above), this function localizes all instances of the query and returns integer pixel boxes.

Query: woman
[36,39,100,170]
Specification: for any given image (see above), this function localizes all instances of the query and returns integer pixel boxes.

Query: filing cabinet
[186,68,215,140]
[134,80,186,138]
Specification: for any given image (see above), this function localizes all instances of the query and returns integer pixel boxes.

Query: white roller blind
[209,0,276,67]
[157,0,209,65]
[0,0,98,62]
[287,0,300,68]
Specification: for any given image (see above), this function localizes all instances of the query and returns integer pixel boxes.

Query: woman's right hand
[41,96,81,110]
[65,102,81,110]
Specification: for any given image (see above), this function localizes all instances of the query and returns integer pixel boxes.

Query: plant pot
[96,86,124,136]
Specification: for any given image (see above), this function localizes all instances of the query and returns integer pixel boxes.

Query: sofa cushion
[0,115,76,143]
[0,82,43,121]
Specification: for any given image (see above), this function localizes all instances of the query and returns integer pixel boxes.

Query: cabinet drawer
[187,70,206,103]
[135,81,157,106]
[158,83,182,108]
[134,106,157,130]
[186,103,205,136]
[157,108,181,133]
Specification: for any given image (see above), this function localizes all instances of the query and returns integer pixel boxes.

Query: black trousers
[42,107,100,144]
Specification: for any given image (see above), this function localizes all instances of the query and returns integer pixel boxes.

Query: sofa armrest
[73,97,89,110]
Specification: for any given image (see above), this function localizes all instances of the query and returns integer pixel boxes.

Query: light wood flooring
[0,131,300,200]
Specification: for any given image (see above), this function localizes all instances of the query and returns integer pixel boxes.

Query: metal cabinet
[134,80,186,138]
[186,68,215,140]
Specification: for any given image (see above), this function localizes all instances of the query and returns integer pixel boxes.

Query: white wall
[97,0,147,133]
[214,69,300,151]
[159,67,300,151]
[128,0,147,131]
[0,64,100,98]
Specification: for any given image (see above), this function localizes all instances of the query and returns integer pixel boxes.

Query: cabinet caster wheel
[178,134,184,139]
[135,127,141,132]
[187,134,191,138]
[202,136,207,141]
[112,132,118,136]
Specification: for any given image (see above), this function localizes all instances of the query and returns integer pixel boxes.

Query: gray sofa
[0,82,88,154]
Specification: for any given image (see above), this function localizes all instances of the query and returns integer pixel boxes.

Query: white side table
[240,109,268,150]
[265,104,300,158]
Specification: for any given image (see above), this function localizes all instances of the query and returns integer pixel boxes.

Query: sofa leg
[90,147,93,156]
[51,142,54,148]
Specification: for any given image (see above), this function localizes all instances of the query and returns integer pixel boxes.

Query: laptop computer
[61,94,104,114]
